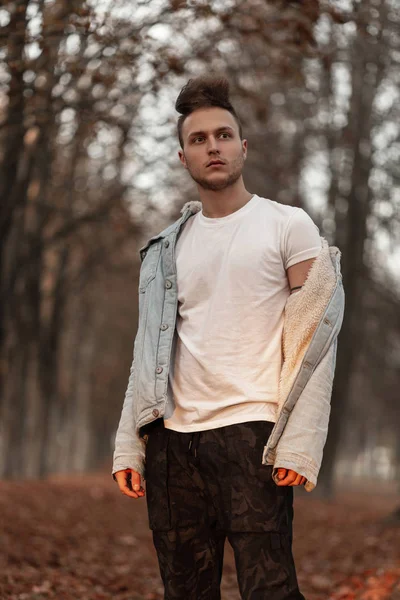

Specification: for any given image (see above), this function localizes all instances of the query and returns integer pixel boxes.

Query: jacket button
[165,280,172,289]
[160,323,169,330]
[152,409,159,417]
[164,240,169,248]
[156,366,163,374]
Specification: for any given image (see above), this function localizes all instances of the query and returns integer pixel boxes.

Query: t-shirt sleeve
[283,208,322,270]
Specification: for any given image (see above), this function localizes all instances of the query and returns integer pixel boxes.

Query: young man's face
[178,107,248,191]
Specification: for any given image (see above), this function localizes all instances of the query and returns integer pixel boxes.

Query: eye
[192,132,232,143]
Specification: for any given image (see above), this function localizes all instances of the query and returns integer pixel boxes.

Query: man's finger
[131,471,142,492]
[277,468,287,480]
[289,473,303,486]
[276,469,297,486]
[121,483,140,498]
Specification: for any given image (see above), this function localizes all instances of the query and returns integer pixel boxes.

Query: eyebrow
[187,126,235,140]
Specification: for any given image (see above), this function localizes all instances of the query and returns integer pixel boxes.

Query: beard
[185,152,245,191]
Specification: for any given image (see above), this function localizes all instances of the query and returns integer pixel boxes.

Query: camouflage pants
[142,418,306,600]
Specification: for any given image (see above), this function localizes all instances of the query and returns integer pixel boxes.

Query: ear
[242,138,248,159]
[178,149,187,169]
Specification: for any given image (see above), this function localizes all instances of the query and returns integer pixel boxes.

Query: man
[113,76,344,599]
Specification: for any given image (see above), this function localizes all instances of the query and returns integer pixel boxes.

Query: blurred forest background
[1,0,399,500]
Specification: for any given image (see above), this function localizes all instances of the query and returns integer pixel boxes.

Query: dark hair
[175,76,243,149]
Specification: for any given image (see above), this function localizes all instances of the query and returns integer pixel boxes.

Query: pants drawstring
[188,431,201,457]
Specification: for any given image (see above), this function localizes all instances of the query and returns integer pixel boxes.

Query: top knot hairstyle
[175,76,243,149]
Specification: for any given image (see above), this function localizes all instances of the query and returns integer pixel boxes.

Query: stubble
[185,151,245,191]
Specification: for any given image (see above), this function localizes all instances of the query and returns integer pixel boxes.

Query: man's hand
[275,468,307,486]
[114,469,145,498]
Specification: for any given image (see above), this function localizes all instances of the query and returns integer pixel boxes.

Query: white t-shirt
[164,194,322,432]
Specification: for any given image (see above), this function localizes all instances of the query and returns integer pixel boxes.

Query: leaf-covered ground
[0,473,399,600]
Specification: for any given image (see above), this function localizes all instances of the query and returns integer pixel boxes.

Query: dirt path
[0,473,399,599]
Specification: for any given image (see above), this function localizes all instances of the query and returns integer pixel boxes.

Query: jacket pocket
[138,242,161,292]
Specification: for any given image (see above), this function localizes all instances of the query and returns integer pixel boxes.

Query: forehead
[182,107,238,139]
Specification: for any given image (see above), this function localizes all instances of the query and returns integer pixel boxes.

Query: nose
[206,136,220,153]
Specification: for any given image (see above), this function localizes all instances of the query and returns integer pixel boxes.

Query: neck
[197,181,253,218]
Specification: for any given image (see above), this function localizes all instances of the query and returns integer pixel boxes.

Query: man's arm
[112,357,147,496]
[287,256,317,294]
[276,256,318,486]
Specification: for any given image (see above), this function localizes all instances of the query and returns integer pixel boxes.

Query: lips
[207,160,225,167]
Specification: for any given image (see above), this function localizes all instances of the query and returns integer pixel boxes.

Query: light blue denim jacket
[112,200,345,492]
